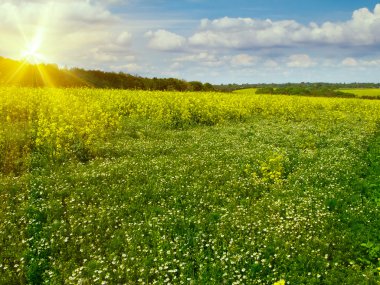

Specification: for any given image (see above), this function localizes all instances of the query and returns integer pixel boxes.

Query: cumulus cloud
[116,31,132,45]
[341,57,380,67]
[90,47,119,62]
[2,1,380,82]
[230,54,257,66]
[172,52,260,70]
[287,54,316,68]
[342,57,358,66]
[263,59,279,68]
[188,4,380,49]
[0,0,133,67]
[145,29,186,51]
[362,59,380,66]
[176,52,216,62]
[113,63,142,73]
[175,52,224,67]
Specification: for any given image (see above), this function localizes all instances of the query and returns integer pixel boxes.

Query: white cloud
[116,31,132,45]
[145,29,186,51]
[172,52,259,70]
[362,59,380,66]
[342,57,358,66]
[287,54,316,68]
[123,63,142,72]
[0,0,133,68]
[230,54,257,66]
[175,52,224,67]
[341,57,380,67]
[111,63,142,73]
[188,4,380,49]
[176,52,216,62]
[263,59,279,68]
[1,1,380,83]
[90,47,118,62]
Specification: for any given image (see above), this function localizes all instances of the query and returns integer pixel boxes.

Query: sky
[1,0,380,84]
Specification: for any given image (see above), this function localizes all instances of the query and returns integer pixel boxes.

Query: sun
[8,27,59,87]
[21,41,45,64]
[21,48,44,64]
[19,26,47,64]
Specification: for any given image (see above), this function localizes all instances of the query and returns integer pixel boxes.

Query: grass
[0,88,380,284]
[340,88,380,98]
[235,87,380,100]
[233,88,258,94]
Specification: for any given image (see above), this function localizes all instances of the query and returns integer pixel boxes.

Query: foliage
[1,87,380,284]
[340,88,380,100]
[0,56,214,92]
[214,82,380,92]
[255,86,356,99]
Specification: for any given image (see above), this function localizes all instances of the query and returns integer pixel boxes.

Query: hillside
[0,56,214,91]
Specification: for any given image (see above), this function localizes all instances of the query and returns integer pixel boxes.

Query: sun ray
[61,69,94,88]
[20,25,46,64]
[35,64,55,87]
[4,2,92,88]
[5,60,29,85]
[6,4,52,86]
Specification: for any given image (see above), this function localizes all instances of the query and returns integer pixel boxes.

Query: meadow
[1,87,380,284]
[340,88,380,99]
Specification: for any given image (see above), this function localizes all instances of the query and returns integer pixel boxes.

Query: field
[1,87,380,284]
[235,88,380,99]
[233,88,258,94]
[340,89,380,98]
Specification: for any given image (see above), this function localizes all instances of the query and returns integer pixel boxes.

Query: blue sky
[1,0,380,83]
[120,0,378,23]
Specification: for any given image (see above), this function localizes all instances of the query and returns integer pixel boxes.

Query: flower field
[1,87,380,284]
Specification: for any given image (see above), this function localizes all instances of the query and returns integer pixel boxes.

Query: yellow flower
[273,280,285,285]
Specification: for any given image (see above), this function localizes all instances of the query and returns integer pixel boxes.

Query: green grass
[1,113,380,284]
[235,87,380,100]
[1,88,380,284]
[233,88,258,94]
[340,88,380,98]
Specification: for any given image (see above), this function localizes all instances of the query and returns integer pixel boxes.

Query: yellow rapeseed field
[1,87,380,174]
[1,87,380,284]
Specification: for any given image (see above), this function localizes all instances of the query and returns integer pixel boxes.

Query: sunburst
[21,46,44,64]
[5,3,87,87]
[5,27,55,86]
[20,27,46,64]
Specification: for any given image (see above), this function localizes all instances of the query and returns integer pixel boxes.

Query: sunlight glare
[21,47,44,64]
[20,28,46,64]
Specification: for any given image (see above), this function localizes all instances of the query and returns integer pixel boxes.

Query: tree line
[0,57,215,91]
[214,82,380,92]
[2,56,379,93]
[255,86,356,98]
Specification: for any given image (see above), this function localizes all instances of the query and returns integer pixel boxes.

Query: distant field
[340,88,380,97]
[1,87,380,284]
[235,87,380,99]
[233,88,258,94]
